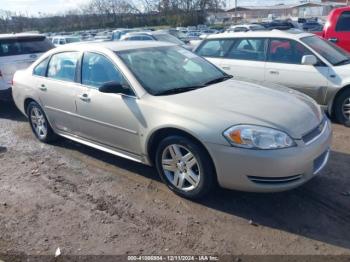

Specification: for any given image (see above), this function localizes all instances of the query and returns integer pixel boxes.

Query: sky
[0,0,315,15]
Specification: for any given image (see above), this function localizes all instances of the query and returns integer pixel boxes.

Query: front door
[265,38,329,104]
[75,52,142,154]
[329,10,350,52]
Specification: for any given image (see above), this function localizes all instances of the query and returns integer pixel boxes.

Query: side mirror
[301,55,318,66]
[99,81,126,94]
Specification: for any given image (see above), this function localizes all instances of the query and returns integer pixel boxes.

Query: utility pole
[234,0,237,24]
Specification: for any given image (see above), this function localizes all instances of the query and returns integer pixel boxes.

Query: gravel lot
[0,101,350,256]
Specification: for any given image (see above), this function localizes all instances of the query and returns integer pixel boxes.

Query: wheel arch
[328,85,350,117]
[146,127,217,179]
[24,97,38,116]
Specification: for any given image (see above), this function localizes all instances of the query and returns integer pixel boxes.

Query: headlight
[223,125,296,149]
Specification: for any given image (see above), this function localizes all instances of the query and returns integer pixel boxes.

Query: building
[207,2,346,25]
[321,0,348,3]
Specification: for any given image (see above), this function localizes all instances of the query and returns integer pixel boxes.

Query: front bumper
[0,88,12,101]
[206,119,332,192]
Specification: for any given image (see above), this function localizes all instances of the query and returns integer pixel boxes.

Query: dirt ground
[0,101,350,256]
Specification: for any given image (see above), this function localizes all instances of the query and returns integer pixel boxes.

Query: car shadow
[53,138,350,250]
[55,138,160,182]
[0,101,27,122]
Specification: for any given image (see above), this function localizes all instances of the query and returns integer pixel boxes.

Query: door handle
[328,38,338,43]
[79,93,90,102]
[39,84,47,91]
[222,66,231,70]
[269,70,279,75]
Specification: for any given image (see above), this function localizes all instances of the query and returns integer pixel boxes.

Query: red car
[315,6,350,52]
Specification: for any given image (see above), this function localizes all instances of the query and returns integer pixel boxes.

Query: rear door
[220,38,267,82]
[34,51,87,134]
[0,36,54,85]
[265,38,329,103]
[195,38,266,82]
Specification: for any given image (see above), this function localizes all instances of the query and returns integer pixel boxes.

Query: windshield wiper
[334,58,350,66]
[155,85,205,96]
[203,75,233,86]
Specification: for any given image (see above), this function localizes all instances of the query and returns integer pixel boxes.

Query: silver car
[12,41,332,198]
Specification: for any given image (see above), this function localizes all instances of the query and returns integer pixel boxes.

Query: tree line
[0,0,225,33]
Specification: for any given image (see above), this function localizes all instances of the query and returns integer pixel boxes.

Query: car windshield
[301,35,350,65]
[117,46,228,95]
[154,34,185,45]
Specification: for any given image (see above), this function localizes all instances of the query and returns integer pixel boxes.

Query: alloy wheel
[161,144,201,192]
[342,97,350,121]
[30,107,48,139]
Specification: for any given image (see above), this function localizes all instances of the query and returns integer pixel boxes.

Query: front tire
[155,135,215,199]
[334,89,350,126]
[27,101,57,143]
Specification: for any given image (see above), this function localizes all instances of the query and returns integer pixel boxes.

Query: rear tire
[155,135,215,199]
[334,88,350,126]
[27,101,57,143]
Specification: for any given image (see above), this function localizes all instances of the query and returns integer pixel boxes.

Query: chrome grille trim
[303,118,328,146]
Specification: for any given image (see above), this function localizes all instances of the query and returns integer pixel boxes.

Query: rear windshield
[154,34,185,45]
[65,38,80,43]
[0,37,54,57]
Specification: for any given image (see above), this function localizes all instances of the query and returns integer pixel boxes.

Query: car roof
[125,31,169,36]
[53,35,80,38]
[230,24,260,28]
[0,33,45,40]
[207,29,313,40]
[53,41,175,52]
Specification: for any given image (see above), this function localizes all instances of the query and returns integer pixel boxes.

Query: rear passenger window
[47,52,80,82]
[336,11,350,32]
[196,39,234,58]
[33,57,49,77]
[268,39,312,64]
[226,38,266,61]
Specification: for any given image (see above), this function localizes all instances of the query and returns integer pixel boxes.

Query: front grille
[302,118,327,145]
[247,175,303,185]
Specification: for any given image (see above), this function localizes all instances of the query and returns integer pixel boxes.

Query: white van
[0,33,54,101]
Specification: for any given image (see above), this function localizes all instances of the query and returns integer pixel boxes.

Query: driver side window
[268,38,313,64]
[82,52,134,96]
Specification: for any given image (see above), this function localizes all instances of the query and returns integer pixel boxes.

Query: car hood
[152,80,323,139]
[333,63,350,78]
